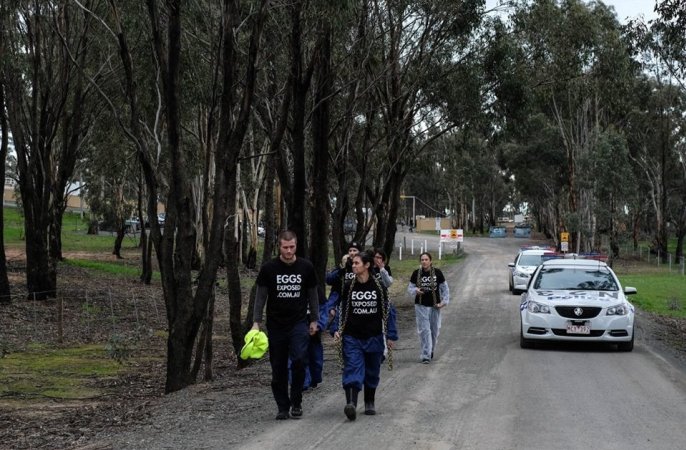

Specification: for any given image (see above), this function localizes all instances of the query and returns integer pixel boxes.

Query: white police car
[519,258,636,351]
[508,247,556,295]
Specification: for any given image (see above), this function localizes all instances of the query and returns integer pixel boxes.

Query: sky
[602,0,657,23]
[486,0,658,23]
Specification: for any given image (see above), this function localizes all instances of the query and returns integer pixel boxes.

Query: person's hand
[435,302,445,309]
[387,339,396,350]
[309,321,318,336]
[333,331,341,342]
[416,288,423,296]
[340,254,349,268]
[329,308,336,318]
[251,322,260,331]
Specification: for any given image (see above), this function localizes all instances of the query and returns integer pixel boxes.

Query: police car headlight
[514,270,529,278]
[527,301,550,314]
[607,303,629,316]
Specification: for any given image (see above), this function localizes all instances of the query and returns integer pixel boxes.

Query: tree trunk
[283,0,314,257]
[262,154,276,262]
[225,173,244,361]
[113,222,125,259]
[309,22,331,286]
[0,80,11,302]
[24,218,56,300]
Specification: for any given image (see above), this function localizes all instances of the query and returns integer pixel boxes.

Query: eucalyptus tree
[0,25,10,301]
[625,77,685,259]
[1,1,99,299]
[82,0,271,392]
[652,0,686,89]
[344,0,485,257]
[495,0,636,252]
[580,129,636,258]
[81,125,139,259]
[627,0,686,259]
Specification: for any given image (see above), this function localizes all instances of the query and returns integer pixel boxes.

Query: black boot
[344,386,358,421]
[364,387,376,415]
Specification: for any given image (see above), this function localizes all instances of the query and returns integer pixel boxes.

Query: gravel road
[91,236,686,450]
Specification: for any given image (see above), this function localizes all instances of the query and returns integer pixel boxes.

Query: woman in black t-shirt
[334,251,398,420]
[408,252,450,364]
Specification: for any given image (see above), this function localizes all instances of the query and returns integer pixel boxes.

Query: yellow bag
[240,330,269,360]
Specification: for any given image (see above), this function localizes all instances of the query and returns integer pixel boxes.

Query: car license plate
[567,323,590,334]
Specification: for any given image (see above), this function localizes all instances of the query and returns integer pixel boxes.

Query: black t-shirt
[256,257,317,329]
[331,260,355,295]
[340,277,387,339]
[410,267,445,307]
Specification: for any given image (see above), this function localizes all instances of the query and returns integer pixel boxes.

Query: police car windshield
[533,268,619,291]
[519,254,543,266]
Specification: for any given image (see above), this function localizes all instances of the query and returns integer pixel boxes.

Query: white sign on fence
[440,229,464,243]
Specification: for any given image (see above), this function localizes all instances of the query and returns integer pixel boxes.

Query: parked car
[513,223,532,238]
[519,258,636,351]
[508,247,557,294]
[124,217,141,232]
[489,226,507,237]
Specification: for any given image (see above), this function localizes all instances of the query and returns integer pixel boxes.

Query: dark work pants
[341,334,384,390]
[308,332,324,386]
[268,320,309,412]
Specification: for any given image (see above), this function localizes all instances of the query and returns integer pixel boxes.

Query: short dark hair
[352,250,374,268]
[278,230,297,244]
[373,248,387,261]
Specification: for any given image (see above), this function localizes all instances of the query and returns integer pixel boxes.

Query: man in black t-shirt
[252,230,319,420]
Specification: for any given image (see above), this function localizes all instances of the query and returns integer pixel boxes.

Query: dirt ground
[0,250,684,449]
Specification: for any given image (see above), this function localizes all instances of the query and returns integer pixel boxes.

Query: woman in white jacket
[407,252,450,364]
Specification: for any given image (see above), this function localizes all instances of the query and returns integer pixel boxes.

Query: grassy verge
[618,273,686,318]
[0,344,124,399]
[63,258,160,281]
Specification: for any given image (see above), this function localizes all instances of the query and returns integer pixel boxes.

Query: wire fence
[0,285,232,358]
[619,243,686,276]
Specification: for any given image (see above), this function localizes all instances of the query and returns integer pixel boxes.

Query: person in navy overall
[252,230,319,420]
[334,250,398,420]
[324,241,363,334]
[291,285,327,390]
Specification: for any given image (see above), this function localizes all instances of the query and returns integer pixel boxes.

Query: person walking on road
[334,251,398,421]
[408,252,450,364]
[252,230,319,420]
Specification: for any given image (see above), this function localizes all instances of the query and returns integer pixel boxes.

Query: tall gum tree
[0,36,11,302]
[2,1,96,299]
[501,0,635,252]
[92,0,269,392]
[344,0,484,257]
